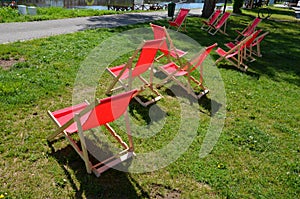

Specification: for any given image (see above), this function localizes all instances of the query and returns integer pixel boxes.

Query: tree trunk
[233,0,244,13]
[202,0,218,18]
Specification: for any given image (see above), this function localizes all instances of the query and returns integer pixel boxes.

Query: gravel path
[0,9,202,44]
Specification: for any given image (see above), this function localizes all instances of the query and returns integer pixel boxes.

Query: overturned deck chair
[157,43,217,99]
[225,29,262,61]
[201,9,222,31]
[106,38,165,107]
[150,23,187,61]
[215,32,255,71]
[47,89,138,177]
[168,8,190,32]
[235,17,261,41]
[208,11,231,35]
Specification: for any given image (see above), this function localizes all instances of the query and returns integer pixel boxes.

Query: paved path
[0,9,202,44]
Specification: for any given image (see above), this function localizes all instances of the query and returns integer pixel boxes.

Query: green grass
[0,6,132,23]
[0,7,299,199]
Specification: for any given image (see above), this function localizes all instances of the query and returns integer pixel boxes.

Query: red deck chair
[150,23,187,61]
[225,29,262,61]
[215,32,256,71]
[208,11,231,35]
[250,31,269,57]
[47,89,138,177]
[157,43,217,99]
[201,9,222,31]
[168,8,190,32]
[235,17,261,41]
[106,38,165,107]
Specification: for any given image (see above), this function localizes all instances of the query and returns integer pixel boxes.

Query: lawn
[0,7,299,199]
[0,6,132,23]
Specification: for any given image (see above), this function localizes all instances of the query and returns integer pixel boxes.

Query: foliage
[0,6,125,23]
[0,6,19,23]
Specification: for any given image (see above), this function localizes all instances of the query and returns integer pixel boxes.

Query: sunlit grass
[0,6,138,23]
[0,9,299,198]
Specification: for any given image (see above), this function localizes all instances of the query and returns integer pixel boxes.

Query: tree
[233,0,244,13]
[202,0,218,18]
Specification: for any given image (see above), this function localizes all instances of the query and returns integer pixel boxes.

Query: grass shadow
[197,94,223,117]
[129,100,166,125]
[216,62,260,79]
[164,84,222,116]
[79,13,167,30]
[48,137,148,198]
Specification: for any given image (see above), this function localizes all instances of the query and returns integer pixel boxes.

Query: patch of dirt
[0,57,25,70]
[150,183,181,199]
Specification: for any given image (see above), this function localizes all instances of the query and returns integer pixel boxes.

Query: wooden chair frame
[47,90,138,177]
[106,38,165,107]
[156,43,218,99]
[150,23,187,61]
[201,9,222,31]
[208,12,231,36]
[168,8,190,32]
[225,29,262,62]
[215,33,254,71]
[235,17,261,41]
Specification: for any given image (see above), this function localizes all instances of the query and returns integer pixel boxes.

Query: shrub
[0,7,19,22]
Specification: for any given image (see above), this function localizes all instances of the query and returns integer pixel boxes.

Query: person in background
[9,1,17,9]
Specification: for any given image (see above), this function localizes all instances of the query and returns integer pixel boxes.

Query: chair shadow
[78,13,167,31]
[216,63,260,80]
[129,100,166,125]
[164,84,223,117]
[48,137,149,198]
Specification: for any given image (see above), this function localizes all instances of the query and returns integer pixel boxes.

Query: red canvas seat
[50,102,89,134]
[157,43,217,99]
[225,29,262,61]
[215,31,258,71]
[150,23,187,61]
[168,8,190,32]
[235,17,261,41]
[106,38,165,107]
[47,89,138,177]
[208,12,231,35]
[201,9,222,31]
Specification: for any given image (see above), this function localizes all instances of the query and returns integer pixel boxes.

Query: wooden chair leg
[75,114,92,174]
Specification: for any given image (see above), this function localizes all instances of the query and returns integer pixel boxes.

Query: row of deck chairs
[201,9,263,38]
[214,17,269,71]
[105,24,217,106]
[46,11,269,176]
[201,9,268,71]
[201,10,231,35]
[47,23,217,177]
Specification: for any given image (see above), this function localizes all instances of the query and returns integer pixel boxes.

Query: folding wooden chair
[106,38,165,107]
[249,31,269,57]
[225,29,262,61]
[156,43,217,99]
[215,32,255,71]
[47,89,138,177]
[150,23,187,61]
[168,8,190,32]
[201,9,222,31]
[208,11,231,35]
[235,17,261,41]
